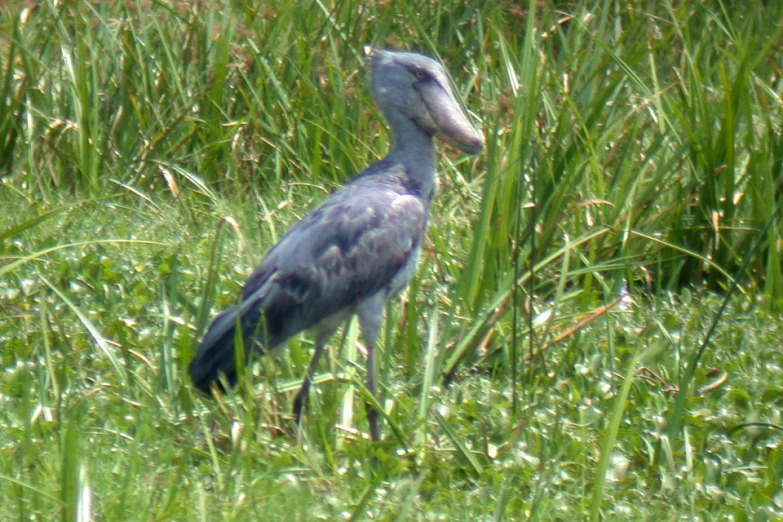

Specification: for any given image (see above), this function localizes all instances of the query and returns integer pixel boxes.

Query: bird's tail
[188,303,261,394]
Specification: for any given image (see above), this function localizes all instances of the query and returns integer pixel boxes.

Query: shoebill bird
[188,48,483,441]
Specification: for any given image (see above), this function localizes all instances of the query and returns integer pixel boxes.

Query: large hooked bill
[418,77,483,155]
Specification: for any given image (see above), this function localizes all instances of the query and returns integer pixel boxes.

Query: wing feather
[242,174,428,347]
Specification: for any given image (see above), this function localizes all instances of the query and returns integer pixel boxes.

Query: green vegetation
[2,0,782,519]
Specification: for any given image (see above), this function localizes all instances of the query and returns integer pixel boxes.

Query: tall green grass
[2,0,783,519]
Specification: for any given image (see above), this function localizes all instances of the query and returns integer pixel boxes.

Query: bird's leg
[358,296,385,442]
[365,338,381,442]
[293,339,326,425]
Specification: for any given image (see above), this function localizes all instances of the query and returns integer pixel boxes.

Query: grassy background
[2,0,783,519]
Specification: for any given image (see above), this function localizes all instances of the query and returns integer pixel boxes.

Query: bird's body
[189,49,482,440]
[189,160,430,390]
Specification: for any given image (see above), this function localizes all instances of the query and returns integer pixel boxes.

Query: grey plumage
[188,48,482,441]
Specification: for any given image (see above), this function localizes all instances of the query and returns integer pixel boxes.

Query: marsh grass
[2,0,783,519]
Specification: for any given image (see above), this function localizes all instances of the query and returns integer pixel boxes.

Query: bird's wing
[241,176,428,346]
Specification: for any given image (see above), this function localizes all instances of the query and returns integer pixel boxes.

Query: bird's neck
[385,112,436,200]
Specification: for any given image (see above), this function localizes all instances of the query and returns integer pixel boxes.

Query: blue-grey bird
[188,48,483,441]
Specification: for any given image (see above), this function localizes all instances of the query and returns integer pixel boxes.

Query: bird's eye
[414,70,426,80]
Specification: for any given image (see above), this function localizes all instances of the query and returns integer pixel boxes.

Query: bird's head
[367,48,483,156]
